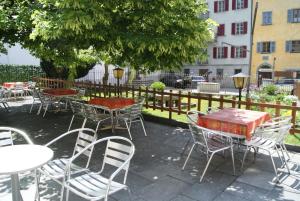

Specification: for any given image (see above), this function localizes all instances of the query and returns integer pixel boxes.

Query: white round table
[0,145,53,201]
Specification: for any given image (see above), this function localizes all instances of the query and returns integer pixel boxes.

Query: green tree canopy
[31,0,214,72]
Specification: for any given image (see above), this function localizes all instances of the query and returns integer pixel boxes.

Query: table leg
[11,174,23,201]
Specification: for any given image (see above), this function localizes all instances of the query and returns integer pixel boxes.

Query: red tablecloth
[43,88,77,96]
[198,108,271,141]
[89,98,135,110]
[3,82,16,89]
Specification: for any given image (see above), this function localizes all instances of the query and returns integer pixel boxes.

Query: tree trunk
[102,63,109,85]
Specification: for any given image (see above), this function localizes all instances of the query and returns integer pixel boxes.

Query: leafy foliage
[262,84,279,96]
[0,65,45,83]
[150,81,166,91]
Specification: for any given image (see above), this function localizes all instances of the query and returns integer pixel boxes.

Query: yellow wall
[251,0,300,82]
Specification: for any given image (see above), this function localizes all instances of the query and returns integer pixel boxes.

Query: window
[232,0,248,10]
[213,47,228,59]
[286,40,300,53]
[216,69,223,78]
[217,24,225,36]
[262,11,272,25]
[214,0,229,13]
[234,69,242,74]
[288,9,300,23]
[257,42,276,53]
[199,69,208,76]
[232,22,247,35]
[231,46,247,58]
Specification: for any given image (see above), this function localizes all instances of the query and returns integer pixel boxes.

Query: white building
[0,44,40,65]
[183,0,252,78]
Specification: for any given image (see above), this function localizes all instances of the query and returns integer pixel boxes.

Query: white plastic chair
[61,136,135,201]
[0,89,10,112]
[36,91,57,117]
[182,123,235,182]
[11,82,25,97]
[241,124,292,182]
[36,128,97,201]
[117,99,147,140]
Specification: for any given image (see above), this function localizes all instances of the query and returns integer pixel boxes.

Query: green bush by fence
[0,65,45,83]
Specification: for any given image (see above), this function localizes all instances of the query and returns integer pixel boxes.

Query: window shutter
[225,0,229,11]
[288,9,293,23]
[231,23,236,35]
[270,42,276,52]
[213,47,217,58]
[232,0,236,10]
[243,22,247,34]
[269,12,272,24]
[242,46,247,57]
[286,41,292,52]
[214,1,218,13]
[244,0,248,8]
[231,46,235,58]
[257,42,261,53]
[218,24,225,36]
[224,47,228,58]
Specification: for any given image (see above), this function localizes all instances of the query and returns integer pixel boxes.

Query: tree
[31,0,214,72]
[0,0,98,79]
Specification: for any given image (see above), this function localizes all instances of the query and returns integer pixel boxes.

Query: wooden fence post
[232,96,236,108]
[145,87,149,109]
[246,98,251,110]
[260,100,265,111]
[208,94,212,109]
[178,90,182,115]
[197,94,201,111]
[220,95,224,109]
[160,90,164,112]
[153,89,156,110]
[275,101,281,117]
[187,92,191,112]
[169,90,173,119]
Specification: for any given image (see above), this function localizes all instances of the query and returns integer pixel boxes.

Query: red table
[88,97,135,110]
[198,108,271,141]
[43,88,78,96]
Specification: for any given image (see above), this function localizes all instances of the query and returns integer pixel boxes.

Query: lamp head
[232,72,249,89]
[113,67,124,79]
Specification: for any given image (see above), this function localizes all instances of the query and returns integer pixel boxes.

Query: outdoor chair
[241,124,292,182]
[0,89,10,112]
[182,123,235,182]
[186,110,206,124]
[60,136,135,201]
[82,104,112,133]
[11,82,25,98]
[0,127,34,182]
[29,88,41,113]
[117,98,147,140]
[36,128,97,201]
[68,101,86,131]
[36,91,62,117]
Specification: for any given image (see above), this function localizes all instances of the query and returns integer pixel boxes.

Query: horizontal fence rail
[34,77,300,134]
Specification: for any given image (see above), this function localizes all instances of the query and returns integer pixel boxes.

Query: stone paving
[1,98,300,201]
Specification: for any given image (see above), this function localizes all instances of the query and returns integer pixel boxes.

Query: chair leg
[34,170,41,201]
[29,101,35,113]
[279,145,290,174]
[200,152,215,182]
[43,103,49,117]
[241,146,250,171]
[68,115,75,131]
[126,187,133,201]
[37,103,42,115]
[231,146,236,175]
[60,185,65,201]
[95,120,101,133]
[269,150,280,183]
[125,120,133,140]
[282,144,291,161]
[81,118,87,128]
[139,117,147,136]
[182,144,196,170]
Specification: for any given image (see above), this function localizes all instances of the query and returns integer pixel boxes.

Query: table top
[0,145,53,175]
[43,88,78,96]
[201,108,270,125]
[89,97,135,110]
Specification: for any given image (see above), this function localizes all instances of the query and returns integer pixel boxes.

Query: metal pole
[272,57,276,82]
[246,1,259,98]
[238,88,242,109]
[117,77,120,97]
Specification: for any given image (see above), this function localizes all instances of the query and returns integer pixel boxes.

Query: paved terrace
[1,98,300,201]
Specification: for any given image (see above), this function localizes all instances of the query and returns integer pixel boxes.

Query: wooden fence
[33,77,300,134]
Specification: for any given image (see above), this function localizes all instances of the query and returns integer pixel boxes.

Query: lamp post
[232,73,249,109]
[113,67,124,97]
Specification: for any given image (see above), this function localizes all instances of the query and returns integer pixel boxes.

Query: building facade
[252,0,300,83]
[183,0,252,79]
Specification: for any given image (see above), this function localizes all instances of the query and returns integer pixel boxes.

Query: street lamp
[113,67,124,97]
[232,73,249,108]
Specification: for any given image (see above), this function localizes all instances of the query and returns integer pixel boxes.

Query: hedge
[0,65,45,83]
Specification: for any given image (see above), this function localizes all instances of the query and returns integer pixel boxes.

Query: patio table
[198,108,271,141]
[0,145,53,201]
[88,97,135,132]
[43,88,78,97]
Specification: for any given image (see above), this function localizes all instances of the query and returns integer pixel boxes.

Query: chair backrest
[0,127,33,147]
[101,137,135,183]
[14,82,24,90]
[82,104,98,120]
[186,110,206,124]
[70,101,85,115]
[188,123,208,148]
[254,123,292,143]
[72,128,97,167]
[122,98,144,119]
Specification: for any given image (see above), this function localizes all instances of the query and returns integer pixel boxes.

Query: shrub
[263,84,279,96]
[150,81,166,91]
[283,95,298,105]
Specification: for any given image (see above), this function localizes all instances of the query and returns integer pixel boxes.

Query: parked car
[275,79,295,94]
[189,76,206,88]
[159,74,190,88]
